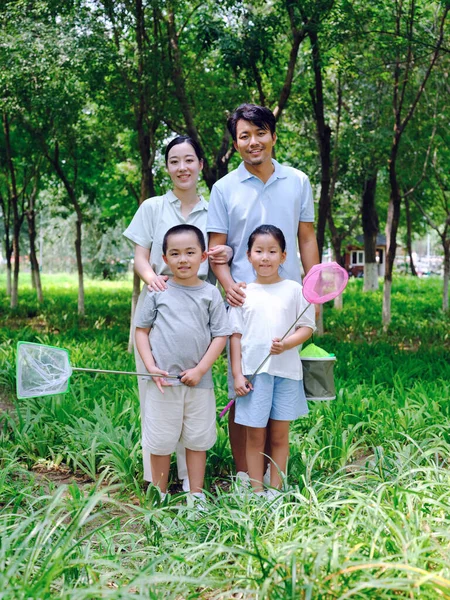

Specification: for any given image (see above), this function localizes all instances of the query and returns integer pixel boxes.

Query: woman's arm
[134,244,168,292]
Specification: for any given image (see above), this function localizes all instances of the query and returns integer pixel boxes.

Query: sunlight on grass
[0,274,449,597]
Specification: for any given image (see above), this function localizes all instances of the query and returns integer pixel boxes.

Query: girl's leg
[268,419,290,489]
[246,427,266,492]
[186,449,206,494]
[150,454,171,493]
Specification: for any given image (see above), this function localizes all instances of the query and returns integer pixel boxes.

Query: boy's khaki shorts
[142,383,217,455]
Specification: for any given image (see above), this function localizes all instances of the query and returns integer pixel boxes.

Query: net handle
[219,304,310,418]
[72,367,180,379]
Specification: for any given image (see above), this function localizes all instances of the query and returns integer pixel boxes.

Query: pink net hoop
[302,262,349,304]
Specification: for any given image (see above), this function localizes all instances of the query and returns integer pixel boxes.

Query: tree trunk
[3,112,22,308]
[383,145,402,328]
[382,278,392,326]
[404,194,417,276]
[26,182,43,302]
[362,172,379,291]
[74,215,84,315]
[443,241,449,312]
[11,226,20,309]
[128,272,141,352]
[6,262,12,296]
[46,144,85,315]
[166,5,216,190]
[308,29,331,261]
[333,294,343,310]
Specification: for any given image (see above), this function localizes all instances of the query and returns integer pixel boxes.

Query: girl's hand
[147,274,169,292]
[207,245,233,264]
[234,374,253,396]
[148,367,172,393]
[179,367,202,387]
[270,338,286,355]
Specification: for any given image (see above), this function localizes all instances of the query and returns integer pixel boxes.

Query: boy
[134,224,230,503]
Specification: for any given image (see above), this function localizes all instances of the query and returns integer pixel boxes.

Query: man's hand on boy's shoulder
[179,366,203,387]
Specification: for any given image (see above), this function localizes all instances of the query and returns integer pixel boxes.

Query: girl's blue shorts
[234,373,309,428]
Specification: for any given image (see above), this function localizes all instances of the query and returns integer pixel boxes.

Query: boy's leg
[246,427,266,492]
[267,420,290,489]
[150,454,171,493]
[176,442,188,486]
[181,387,216,494]
[186,449,206,494]
[144,385,183,491]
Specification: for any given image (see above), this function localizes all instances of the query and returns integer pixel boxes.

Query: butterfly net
[302,262,349,304]
[16,342,72,399]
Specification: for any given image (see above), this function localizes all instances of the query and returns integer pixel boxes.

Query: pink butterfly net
[302,262,349,304]
[219,262,348,417]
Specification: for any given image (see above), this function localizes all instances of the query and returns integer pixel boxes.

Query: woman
[123,136,231,489]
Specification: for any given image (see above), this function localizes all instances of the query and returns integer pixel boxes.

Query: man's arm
[208,232,246,306]
[298,222,320,275]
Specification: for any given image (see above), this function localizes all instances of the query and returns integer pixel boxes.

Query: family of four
[123,104,320,504]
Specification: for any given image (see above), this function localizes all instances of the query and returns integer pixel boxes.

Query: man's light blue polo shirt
[206,160,315,284]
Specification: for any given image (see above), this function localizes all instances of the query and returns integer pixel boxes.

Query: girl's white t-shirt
[228,279,316,380]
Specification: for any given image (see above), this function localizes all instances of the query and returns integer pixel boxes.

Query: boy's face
[163,231,207,285]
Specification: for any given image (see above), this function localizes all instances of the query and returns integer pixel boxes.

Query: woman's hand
[147,274,169,292]
[234,374,253,396]
[270,338,286,355]
[207,245,233,264]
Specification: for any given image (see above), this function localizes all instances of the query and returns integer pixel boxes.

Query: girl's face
[247,234,286,283]
[166,142,203,193]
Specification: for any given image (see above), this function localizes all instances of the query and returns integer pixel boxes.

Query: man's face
[233,119,276,168]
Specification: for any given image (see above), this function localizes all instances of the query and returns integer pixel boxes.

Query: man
[207,103,319,477]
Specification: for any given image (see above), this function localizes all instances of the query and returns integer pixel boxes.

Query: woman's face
[166,142,203,192]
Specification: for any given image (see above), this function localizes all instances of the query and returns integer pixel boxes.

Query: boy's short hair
[227,104,276,141]
[162,224,206,255]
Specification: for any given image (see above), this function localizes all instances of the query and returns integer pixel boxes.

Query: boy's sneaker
[182,477,190,493]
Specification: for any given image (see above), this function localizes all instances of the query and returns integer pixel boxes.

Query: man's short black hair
[227,104,276,141]
[162,224,206,255]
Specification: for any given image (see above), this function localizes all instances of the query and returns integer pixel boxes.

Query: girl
[228,224,315,496]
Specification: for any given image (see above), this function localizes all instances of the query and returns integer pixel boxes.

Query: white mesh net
[16,342,72,399]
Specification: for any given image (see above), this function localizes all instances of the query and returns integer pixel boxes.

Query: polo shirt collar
[167,190,208,212]
[237,159,288,183]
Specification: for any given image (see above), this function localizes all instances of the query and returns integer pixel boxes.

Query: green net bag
[300,343,336,401]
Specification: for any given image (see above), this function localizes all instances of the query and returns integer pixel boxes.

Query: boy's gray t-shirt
[134,280,230,389]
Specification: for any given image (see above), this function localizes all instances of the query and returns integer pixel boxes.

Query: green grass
[0,273,449,598]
